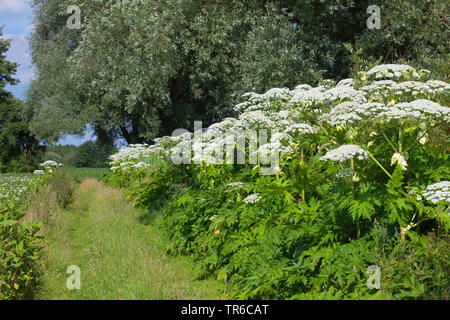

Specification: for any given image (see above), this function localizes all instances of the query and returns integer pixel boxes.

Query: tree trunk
[23,148,29,168]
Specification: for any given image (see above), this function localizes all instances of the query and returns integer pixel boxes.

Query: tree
[355,0,449,81]
[0,29,43,172]
[29,0,446,146]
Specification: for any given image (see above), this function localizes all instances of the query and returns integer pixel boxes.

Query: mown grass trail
[36,179,223,299]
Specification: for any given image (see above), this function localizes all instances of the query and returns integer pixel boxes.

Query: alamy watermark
[366,265,381,290]
[367,5,381,30]
[66,265,81,290]
[67,5,82,30]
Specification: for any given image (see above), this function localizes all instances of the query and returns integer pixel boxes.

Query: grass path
[36,179,223,299]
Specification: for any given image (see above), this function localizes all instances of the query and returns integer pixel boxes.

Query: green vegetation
[65,167,110,183]
[0,28,43,173]
[42,142,117,169]
[0,204,42,300]
[1,0,448,301]
[108,64,449,299]
[0,172,43,299]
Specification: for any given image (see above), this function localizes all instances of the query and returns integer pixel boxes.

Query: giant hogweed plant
[108,64,449,299]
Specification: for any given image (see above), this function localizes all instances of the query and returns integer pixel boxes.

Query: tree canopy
[0,28,43,172]
[26,0,449,145]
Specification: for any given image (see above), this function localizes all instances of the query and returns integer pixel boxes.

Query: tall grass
[35,179,224,299]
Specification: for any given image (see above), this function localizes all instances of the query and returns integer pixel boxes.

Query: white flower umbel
[379,99,450,122]
[336,78,355,88]
[243,193,261,204]
[40,160,62,168]
[320,145,369,162]
[132,162,151,169]
[326,102,386,126]
[391,153,408,170]
[289,86,327,107]
[33,170,44,175]
[422,181,450,204]
[324,86,367,104]
[366,64,419,80]
[226,182,248,192]
[284,123,317,135]
[239,110,275,129]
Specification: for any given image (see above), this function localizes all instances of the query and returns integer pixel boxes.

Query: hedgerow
[107,64,449,299]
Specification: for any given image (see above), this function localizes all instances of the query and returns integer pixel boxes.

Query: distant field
[65,167,110,182]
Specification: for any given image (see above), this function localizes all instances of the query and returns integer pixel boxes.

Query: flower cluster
[40,160,63,168]
[320,145,369,163]
[391,153,408,170]
[243,193,261,204]
[108,64,448,180]
[226,182,248,192]
[365,64,420,80]
[422,181,450,204]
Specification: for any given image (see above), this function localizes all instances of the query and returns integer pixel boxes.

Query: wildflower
[226,182,248,192]
[243,193,261,204]
[391,153,408,170]
[422,181,450,204]
[320,145,368,162]
[132,162,151,169]
[336,168,354,179]
[418,132,428,145]
[40,160,62,168]
[284,123,317,135]
[366,64,419,80]
[33,170,44,175]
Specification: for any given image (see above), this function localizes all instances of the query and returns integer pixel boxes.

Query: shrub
[0,205,42,300]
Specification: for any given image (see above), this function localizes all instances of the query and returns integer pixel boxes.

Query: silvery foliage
[422,181,450,204]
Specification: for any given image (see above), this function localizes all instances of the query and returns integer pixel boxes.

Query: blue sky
[0,0,33,99]
[0,0,94,146]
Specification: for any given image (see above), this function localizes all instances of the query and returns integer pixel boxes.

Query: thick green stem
[301,149,305,202]
[381,131,398,153]
[363,147,392,178]
[351,159,360,238]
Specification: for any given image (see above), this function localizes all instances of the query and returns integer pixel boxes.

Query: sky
[0,0,94,146]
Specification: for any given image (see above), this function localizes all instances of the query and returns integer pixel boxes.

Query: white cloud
[0,0,29,13]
